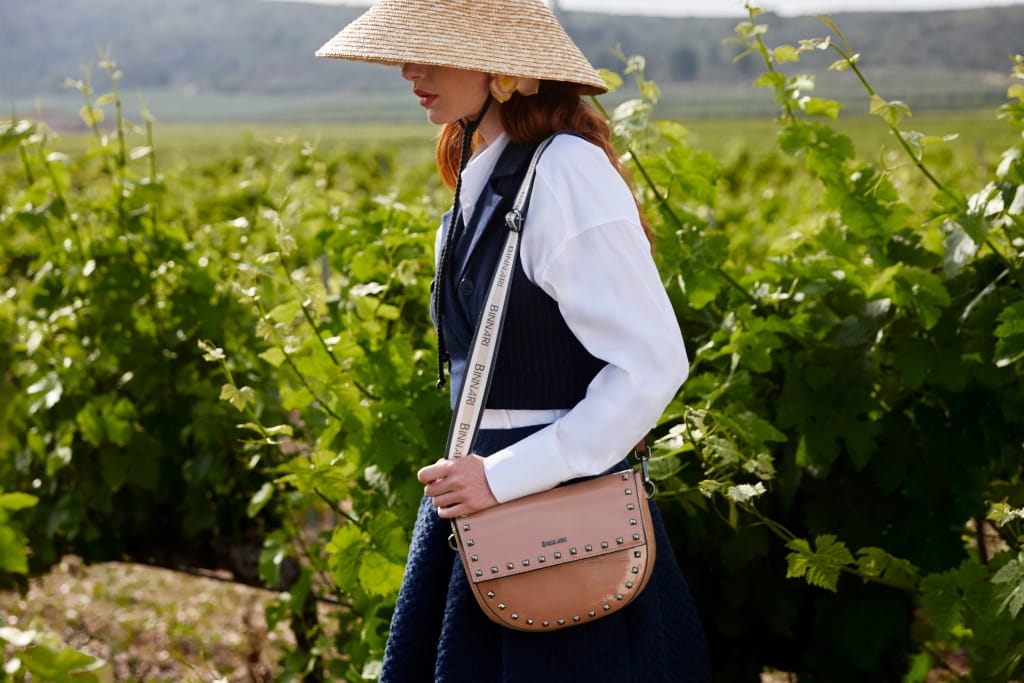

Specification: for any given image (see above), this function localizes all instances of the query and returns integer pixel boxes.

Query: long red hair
[436,81,653,247]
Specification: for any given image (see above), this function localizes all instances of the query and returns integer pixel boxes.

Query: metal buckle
[505,209,524,232]
[635,443,657,498]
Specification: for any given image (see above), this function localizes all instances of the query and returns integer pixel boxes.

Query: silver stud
[526,619,534,626]
[621,473,630,481]
[466,539,475,546]
[634,550,642,558]
[616,594,624,601]
[522,559,530,567]
[487,591,496,598]
[553,552,562,559]
[588,610,597,617]
[506,562,514,570]
[570,547,578,555]
[631,566,640,574]
[511,613,519,620]
[538,555,546,563]
[600,541,609,549]
[630,519,637,526]
[491,566,499,574]
[625,488,632,495]
[585,544,593,552]
[462,524,471,531]
[627,503,635,511]
[603,604,611,611]
[474,569,483,577]
[471,554,479,562]
[542,620,550,628]
[633,533,641,541]
[558,618,565,625]
[616,537,624,544]
[573,615,581,622]
[498,603,506,610]
[626,581,634,589]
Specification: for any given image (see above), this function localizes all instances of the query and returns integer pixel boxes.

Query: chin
[426,110,452,126]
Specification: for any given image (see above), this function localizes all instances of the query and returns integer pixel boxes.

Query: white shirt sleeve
[481,135,689,503]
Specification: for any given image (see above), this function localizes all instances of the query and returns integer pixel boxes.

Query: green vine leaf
[773,45,800,63]
[220,383,256,411]
[995,301,1024,368]
[856,547,920,590]
[942,223,979,278]
[992,552,1024,618]
[597,69,624,93]
[989,502,1024,527]
[358,550,405,597]
[786,535,855,592]
[247,482,275,518]
[869,95,912,126]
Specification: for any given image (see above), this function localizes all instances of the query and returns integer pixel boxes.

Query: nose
[401,62,426,81]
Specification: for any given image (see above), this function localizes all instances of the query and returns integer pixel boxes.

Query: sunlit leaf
[247,482,275,518]
[598,69,624,93]
[773,45,800,63]
[785,535,855,591]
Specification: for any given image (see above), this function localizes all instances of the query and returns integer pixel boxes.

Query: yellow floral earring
[489,74,540,103]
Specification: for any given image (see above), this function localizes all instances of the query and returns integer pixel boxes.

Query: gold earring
[490,75,520,103]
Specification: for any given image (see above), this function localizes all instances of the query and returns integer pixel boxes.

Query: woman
[316,1,710,680]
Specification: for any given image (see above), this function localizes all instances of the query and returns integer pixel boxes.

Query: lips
[414,88,437,107]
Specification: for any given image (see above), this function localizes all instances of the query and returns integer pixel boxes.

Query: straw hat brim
[315,0,608,95]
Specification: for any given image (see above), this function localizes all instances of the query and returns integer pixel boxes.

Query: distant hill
[2,0,1021,119]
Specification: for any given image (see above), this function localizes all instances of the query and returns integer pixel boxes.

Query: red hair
[436,81,653,247]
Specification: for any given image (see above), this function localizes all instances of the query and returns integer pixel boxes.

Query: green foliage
[610,6,1024,680]
[0,61,289,582]
[0,625,105,682]
[785,535,854,592]
[0,492,37,579]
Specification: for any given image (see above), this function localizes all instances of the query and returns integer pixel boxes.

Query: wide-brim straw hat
[315,0,608,95]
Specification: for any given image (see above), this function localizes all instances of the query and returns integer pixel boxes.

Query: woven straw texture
[314,0,607,94]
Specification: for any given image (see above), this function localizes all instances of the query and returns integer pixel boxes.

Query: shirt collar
[459,132,510,224]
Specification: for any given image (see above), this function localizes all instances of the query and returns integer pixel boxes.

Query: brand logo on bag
[541,537,567,548]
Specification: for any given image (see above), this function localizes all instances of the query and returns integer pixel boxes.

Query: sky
[270,0,1024,16]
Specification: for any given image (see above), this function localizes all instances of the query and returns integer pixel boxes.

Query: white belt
[478,408,569,430]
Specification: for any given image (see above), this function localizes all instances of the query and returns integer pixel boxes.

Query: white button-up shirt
[440,132,689,503]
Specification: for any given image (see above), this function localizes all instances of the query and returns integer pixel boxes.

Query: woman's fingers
[417,458,450,484]
[420,455,498,517]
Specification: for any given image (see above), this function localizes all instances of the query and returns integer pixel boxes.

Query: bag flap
[454,469,651,584]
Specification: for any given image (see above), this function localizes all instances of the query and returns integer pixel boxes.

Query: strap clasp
[505,209,524,233]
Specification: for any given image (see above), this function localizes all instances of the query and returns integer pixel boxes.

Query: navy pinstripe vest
[440,138,606,410]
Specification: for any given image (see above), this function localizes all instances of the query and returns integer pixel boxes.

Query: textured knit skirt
[379,425,711,683]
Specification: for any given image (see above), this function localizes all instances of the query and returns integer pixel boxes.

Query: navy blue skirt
[380,426,711,682]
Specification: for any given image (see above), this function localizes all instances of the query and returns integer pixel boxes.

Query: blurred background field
[36,109,1022,167]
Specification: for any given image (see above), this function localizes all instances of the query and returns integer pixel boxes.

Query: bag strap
[442,134,559,462]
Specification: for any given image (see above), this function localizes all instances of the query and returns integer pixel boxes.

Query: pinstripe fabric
[440,139,605,411]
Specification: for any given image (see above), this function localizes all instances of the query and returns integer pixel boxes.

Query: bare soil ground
[1,556,290,682]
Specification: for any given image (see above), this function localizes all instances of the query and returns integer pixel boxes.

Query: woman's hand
[418,455,499,518]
